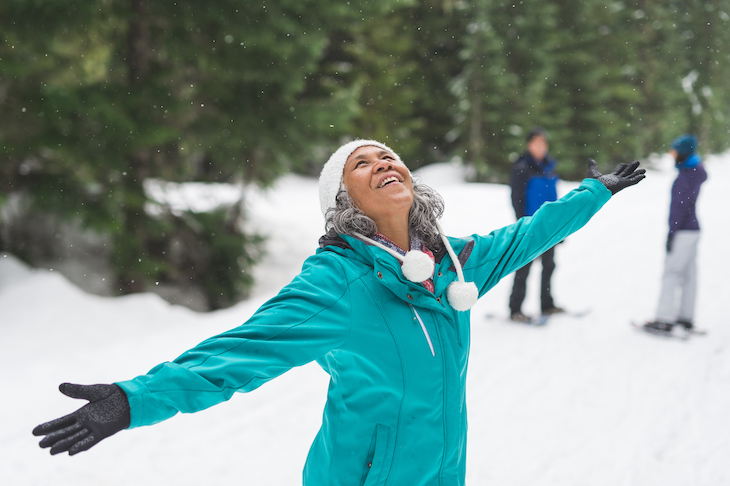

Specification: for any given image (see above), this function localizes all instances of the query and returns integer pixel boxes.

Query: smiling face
[342,145,414,226]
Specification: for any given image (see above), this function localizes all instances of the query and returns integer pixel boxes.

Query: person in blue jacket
[508,127,564,322]
[643,134,707,336]
[33,139,645,486]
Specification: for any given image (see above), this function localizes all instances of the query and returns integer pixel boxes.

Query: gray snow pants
[655,230,700,324]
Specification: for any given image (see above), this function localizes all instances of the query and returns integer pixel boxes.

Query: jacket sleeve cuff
[114,379,150,429]
[579,177,612,200]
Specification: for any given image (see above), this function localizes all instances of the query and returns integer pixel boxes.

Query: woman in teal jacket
[33,140,645,485]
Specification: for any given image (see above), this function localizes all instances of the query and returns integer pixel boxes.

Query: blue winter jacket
[510,152,559,218]
[116,178,611,486]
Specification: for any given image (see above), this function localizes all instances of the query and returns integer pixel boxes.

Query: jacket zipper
[410,305,435,357]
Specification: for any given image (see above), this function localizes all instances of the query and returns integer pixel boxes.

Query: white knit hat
[319,139,478,311]
[318,139,402,216]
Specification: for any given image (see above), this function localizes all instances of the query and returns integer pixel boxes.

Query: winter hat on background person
[526,126,548,142]
[317,139,478,311]
[671,134,697,158]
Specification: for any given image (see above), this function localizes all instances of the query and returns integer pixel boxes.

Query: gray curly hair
[324,176,445,249]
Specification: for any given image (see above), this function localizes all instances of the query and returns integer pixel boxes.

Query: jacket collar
[677,153,701,170]
[521,151,556,174]
[318,233,460,264]
[318,233,473,277]
[318,233,475,313]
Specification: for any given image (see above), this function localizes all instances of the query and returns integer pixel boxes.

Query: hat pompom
[446,281,478,311]
[401,250,435,283]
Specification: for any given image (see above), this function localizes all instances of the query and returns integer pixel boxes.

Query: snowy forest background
[2,2,730,485]
[2,0,730,310]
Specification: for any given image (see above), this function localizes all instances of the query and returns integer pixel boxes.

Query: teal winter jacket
[117,178,611,485]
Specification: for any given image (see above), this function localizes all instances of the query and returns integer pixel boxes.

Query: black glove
[33,383,130,456]
[586,158,646,195]
[666,234,674,253]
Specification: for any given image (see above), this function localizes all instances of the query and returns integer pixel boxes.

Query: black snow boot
[676,319,694,331]
[644,320,675,334]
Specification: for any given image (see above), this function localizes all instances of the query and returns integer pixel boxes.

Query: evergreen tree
[316,0,466,169]
[450,0,565,180]
[668,0,730,152]
[3,0,730,312]
[0,0,399,309]
[540,0,644,177]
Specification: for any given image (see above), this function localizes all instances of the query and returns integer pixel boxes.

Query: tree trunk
[116,0,150,294]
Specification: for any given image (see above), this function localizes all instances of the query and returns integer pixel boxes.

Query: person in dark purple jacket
[644,134,708,335]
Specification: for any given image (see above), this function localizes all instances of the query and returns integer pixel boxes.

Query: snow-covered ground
[2,152,729,485]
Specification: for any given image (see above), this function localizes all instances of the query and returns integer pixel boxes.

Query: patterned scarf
[372,232,435,293]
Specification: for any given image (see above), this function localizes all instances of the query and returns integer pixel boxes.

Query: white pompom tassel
[401,250,435,283]
[434,220,479,312]
[446,281,479,312]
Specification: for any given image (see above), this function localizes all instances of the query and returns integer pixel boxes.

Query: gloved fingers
[69,434,98,456]
[39,421,83,448]
[625,169,646,184]
[59,383,89,400]
[33,414,76,436]
[629,171,646,183]
[611,163,629,176]
[585,158,601,179]
[49,428,91,455]
[619,160,642,176]
[59,383,111,402]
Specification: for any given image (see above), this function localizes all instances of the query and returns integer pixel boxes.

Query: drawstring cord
[354,222,478,311]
